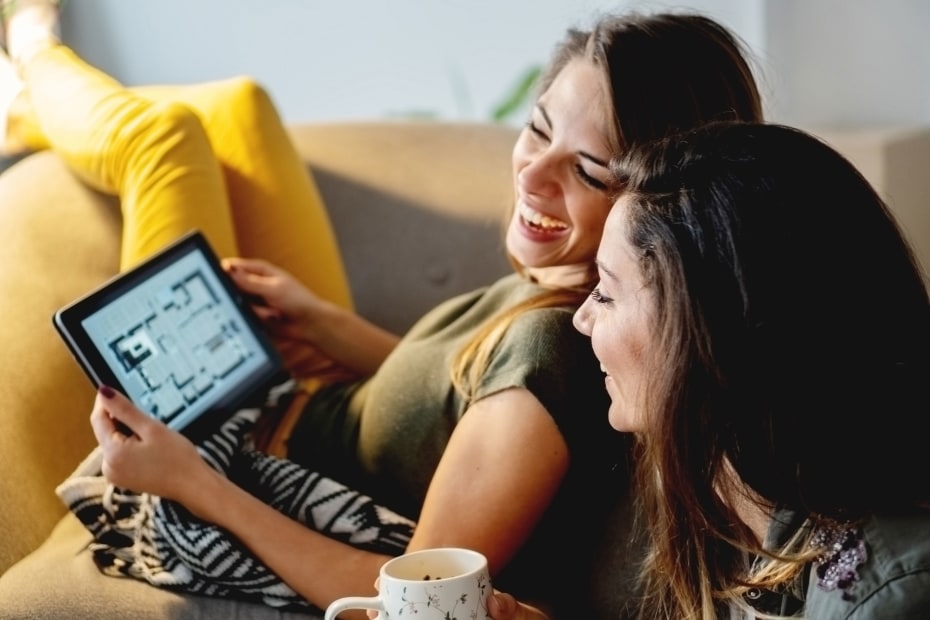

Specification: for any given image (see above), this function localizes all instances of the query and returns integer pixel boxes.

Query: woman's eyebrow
[537,104,553,129]
[537,103,608,167]
[595,259,618,282]
[581,152,609,167]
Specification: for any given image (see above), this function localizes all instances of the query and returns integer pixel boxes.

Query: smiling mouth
[519,204,568,232]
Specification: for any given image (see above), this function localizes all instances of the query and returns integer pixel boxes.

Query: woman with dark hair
[1,3,766,618]
[490,121,930,619]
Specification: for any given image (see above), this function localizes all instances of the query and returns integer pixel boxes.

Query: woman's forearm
[92,387,391,619]
[222,257,400,375]
[304,300,401,374]
[186,464,391,616]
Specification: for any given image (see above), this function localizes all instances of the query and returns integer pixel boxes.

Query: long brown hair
[452,11,764,400]
[613,122,930,618]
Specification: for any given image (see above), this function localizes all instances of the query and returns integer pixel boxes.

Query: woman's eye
[526,120,550,142]
[575,164,609,191]
[590,287,613,304]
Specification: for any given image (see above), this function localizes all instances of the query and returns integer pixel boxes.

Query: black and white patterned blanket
[55,402,416,612]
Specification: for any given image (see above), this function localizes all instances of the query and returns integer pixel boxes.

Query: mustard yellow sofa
[0,120,518,619]
[1,119,927,619]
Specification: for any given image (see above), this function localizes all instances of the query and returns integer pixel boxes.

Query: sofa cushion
[0,513,320,620]
[0,152,121,573]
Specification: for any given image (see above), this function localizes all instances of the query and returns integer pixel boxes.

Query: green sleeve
[474,306,610,444]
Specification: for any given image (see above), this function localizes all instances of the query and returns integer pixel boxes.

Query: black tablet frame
[53,230,287,440]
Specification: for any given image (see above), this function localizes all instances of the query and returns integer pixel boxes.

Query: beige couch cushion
[0,153,120,573]
[0,513,318,620]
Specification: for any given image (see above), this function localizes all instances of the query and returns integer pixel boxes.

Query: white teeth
[519,204,568,231]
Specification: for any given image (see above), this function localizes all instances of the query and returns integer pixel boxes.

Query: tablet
[53,230,287,439]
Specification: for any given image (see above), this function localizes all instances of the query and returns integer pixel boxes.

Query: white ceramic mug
[324,547,492,620]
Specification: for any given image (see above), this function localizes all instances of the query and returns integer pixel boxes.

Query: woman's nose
[573,298,593,336]
[518,153,559,198]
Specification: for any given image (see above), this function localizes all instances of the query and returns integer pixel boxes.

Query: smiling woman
[601,121,930,619]
[506,59,615,272]
[573,198,655,433]
[0,6,764,620]
[489,121,930,620]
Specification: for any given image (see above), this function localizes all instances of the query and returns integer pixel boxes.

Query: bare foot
[0,48,26,154]
[4,0,61,66]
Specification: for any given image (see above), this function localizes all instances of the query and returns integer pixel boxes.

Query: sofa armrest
[0,153,121,573]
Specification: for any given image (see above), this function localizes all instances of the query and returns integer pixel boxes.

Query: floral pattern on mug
[388,572,491,619]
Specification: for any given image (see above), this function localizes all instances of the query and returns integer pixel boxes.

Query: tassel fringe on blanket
[55,391,416,612]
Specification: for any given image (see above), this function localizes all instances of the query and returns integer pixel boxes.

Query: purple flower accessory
[811,522,868,601]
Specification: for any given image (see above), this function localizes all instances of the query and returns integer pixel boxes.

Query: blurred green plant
[387,63,541,124]
[490,65,541,123]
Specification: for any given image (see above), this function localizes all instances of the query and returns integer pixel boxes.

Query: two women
[0,3,764,617]
[492,121,930,618]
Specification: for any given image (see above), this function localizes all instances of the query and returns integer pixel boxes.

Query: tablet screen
[54,231,286,437]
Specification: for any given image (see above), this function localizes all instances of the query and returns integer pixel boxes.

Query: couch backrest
[288,121,518,333]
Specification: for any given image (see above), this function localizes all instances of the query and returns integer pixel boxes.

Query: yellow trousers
[16,45,353,310]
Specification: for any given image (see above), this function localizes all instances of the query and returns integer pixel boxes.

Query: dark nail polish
[99,385,116,398]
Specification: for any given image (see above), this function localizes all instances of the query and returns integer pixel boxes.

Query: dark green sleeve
[473,307,635,616]
[474,306,612,448]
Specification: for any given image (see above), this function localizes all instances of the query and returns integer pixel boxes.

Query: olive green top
[287,272,626,615]
[753,509,930,618]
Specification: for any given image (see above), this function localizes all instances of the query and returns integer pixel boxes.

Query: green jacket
[753,510,930,618]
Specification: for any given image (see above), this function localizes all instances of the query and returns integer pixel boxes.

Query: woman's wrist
[296,296,346,346]
[173,460,234,522]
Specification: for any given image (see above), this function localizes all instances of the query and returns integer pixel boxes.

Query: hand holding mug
[486,591,550,620]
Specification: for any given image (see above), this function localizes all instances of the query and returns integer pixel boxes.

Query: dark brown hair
[453,11,764,398]
[538,12,763,152]
[613,121,930,618]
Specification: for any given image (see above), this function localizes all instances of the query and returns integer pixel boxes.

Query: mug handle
[324,595,385,620]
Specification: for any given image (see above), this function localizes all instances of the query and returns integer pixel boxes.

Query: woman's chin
[505,233,534,266]
[607,406,635,432]
[506,243,561,270]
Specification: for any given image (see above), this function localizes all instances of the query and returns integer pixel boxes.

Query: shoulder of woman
[504,306,590,353]
[804,512,930,618]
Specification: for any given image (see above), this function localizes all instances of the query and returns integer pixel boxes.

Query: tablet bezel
[53,230,288,440]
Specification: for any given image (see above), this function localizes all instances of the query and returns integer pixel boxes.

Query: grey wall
[762,0,930,127]
[60,0,928,128]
